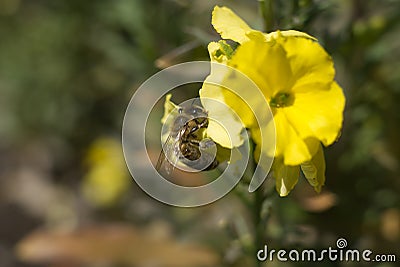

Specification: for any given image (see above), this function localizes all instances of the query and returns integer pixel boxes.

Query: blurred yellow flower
[82,138,130,207]
[200,6,345,196]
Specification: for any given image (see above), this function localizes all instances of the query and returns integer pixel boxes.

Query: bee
[156,103,219,175]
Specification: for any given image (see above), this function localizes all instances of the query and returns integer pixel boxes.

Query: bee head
[186,105,208,117]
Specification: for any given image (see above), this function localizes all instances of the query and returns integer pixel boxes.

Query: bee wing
[156,134,171,171]
[156,134,179,175]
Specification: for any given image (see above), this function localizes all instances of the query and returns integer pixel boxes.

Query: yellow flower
[82,138,130,206]
[200,6,345,196]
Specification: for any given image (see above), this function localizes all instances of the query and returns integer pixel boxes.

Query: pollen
[269,92,294,108]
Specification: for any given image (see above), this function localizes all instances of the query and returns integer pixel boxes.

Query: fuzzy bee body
[156,104,219,175]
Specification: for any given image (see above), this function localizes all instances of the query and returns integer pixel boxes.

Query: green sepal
[300,143,326,193]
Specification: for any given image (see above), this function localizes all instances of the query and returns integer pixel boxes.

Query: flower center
[269,92,294,108]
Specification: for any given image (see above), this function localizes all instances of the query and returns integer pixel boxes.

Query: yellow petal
[300,143,326,193]
[161,94,179,124]
[251,122,275,159]
[282,37,335,89]
[212,6,252,44]
[246,30,268,42]
[200,83,245,148]
[206,119,243,149]
[273,109,320,165]
[203,54,260,129]
[220,89,256,129]
[267,30,317,41]
[208,42,223,62]
[273,158,300,197]
[229,39,292,98]
[284,82,345,146]
[211,6,317,46]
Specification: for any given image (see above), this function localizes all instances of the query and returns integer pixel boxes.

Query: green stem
[258,0,274,32]
[290,0,299,27]
[291,0,299,15]
[245,144,266,267]
[235,139,272,267]
[253,185,264,267]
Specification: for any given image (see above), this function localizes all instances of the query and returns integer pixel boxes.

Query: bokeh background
[0,0,399,266]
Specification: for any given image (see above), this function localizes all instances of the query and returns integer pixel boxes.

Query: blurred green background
[0,0,399,266]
